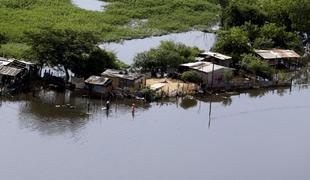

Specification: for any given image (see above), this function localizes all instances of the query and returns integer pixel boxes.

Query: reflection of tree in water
[17,90,153,135]
[246,87,289,98]
[294,61,310,88]
[247,89,270,98]
[19,98,89,136]
[196,94,233,107]
[221,97,232,106]
[276,88,288,97]
[180,97,198,109]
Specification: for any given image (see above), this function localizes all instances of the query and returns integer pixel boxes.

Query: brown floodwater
[0,83,310,180]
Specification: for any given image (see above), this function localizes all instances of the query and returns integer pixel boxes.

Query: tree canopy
[212,27,251,64]
[222,0,310,35]
[25,28,120,79]
[0,33,7,47]
[133,41,201,73]
[240,53,274,78]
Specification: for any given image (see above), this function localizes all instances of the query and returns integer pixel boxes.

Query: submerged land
[0,0,219,59]
[1,0,310,180]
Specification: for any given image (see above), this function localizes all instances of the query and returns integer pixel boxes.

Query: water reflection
[179,96,198,109]
[1,65,310,180]
[2,91,152,135]
[0,84,297,136]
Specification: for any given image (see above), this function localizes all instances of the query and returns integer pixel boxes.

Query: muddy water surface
[0,85,309,180]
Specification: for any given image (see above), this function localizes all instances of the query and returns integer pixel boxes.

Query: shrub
[181,71,203,84]
[240,53,274,78]
[223,69,234,82]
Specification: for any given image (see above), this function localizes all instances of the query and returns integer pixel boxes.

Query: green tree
[181,71,203,84]
[288,0,310,34]
[133,41,200,73]
[256,23,302,51]
[258,0,310,34]
[0,33,7,45]
[223,0,267,28]
[240,53,274,78]
[25,28,118,80]
[71,47,118,78]
[212,27,251,65]
[223,69,234,82]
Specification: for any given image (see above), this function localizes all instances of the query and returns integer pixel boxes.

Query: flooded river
[1,84,310,180]
[100,31,216,64]
[71,0,216,65]
[1,0,309,178]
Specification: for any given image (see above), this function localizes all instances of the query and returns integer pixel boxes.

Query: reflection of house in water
[84,75,112,95]
[197,51,232,67]
[254,49,301,69]
[0,57,37,92]
[101,69,146,93]
[43,66,68,90]
[180,62,230,88]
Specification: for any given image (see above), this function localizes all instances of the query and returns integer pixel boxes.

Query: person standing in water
[106,100,110,110]
[131,103,135,118]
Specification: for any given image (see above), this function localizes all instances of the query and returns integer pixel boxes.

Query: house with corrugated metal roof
[197,51,232,67]
[84,75,112,94]
[180,62,230,87]
[254,49,301,68]
[101,69,146,93]
[0,57,37,89]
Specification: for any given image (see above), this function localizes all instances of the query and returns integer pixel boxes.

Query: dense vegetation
[181,71,203,84]
[220,0,310,35]
[0,0,220,59]
[212,0,309,78]
[25,28,121,80]
[133,41,201,74]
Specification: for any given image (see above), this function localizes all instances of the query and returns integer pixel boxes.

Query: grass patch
[0,0,219,59]
[0,43,30,59]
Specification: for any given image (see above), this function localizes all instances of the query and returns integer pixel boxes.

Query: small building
[84,75,112,94]
[254,49,301,68]
[198,51,232,67]
[180,62,230,86]
[0,58,37,87]
[101,69,146,92]
[0,65,23,85]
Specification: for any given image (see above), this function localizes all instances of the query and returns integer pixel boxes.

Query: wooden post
[210,62,215,92]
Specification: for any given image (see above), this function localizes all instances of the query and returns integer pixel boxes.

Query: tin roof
[200,51,232,61]
[0,65,22,77]
[180,62,229,74]
[255,49,301,60]
[85,76,111,86]
[102,69,144,81]
[0,58,13,66]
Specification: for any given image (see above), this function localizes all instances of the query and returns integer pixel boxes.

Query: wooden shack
[198,51,232,67]
[254,49,301,69]
[101,69,146,93]
[84,75,112,94]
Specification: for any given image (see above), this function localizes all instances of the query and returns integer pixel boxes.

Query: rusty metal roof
[0,65,22,77]
[255,49,301,60]
[85,76,111,86]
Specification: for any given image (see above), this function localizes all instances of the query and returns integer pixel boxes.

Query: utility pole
[210,60,215,93]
